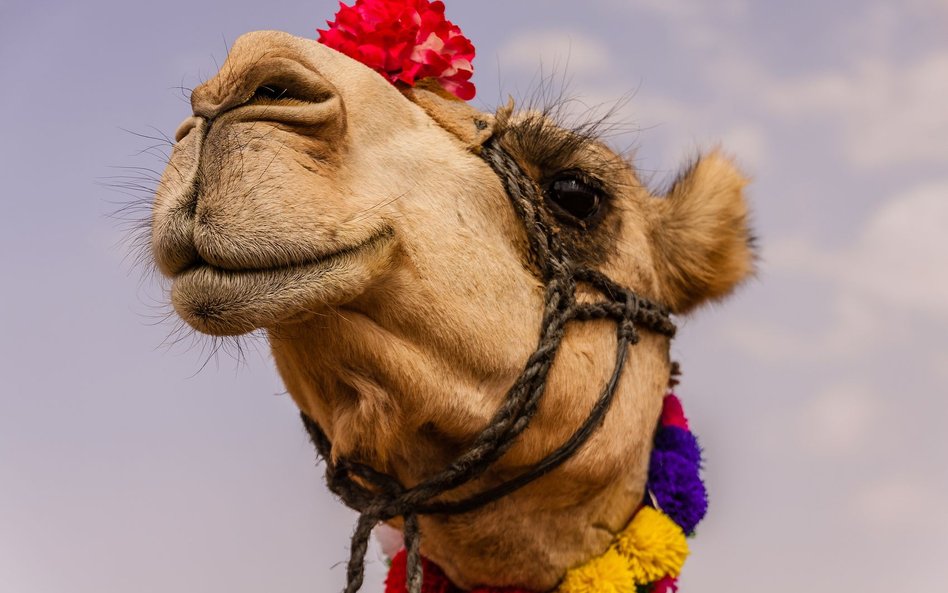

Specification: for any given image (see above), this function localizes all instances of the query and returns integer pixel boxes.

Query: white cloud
[496,30,612,78]
[724,292,888,363]
[761,52,948,167]
[798,384,881,455]
[841,181,948,317]
[637,0,748,18]
[929,351,948,382]
[776,181,948,322]
[607,0,749,48]
[727,179,948,362]
[514,2,948,172]
[619,0,948,169]
[851,475,948,532]
[718,124,769,170]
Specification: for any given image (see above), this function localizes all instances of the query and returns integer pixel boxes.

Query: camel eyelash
[504,116,597,172]
[494,98,633,197]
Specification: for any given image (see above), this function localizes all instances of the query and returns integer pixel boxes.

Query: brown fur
[650,152,756,313]
[150,30,755,590]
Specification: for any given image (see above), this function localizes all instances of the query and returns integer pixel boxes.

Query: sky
[1,1,946,592]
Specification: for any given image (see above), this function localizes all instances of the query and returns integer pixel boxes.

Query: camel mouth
[170,228,396,336]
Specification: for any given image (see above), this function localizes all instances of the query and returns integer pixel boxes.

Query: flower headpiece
[318,0,476,100]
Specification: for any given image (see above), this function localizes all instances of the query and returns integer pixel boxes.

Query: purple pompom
[653,426,702,465]
[647,449,708,534]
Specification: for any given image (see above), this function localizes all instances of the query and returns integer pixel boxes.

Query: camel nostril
[174,116,201,142]
[244,76,334,107]
[192,56,339,121]
[252,85,289,101]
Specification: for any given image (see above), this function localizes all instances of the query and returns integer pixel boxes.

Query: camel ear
[650,151,756,314]
[402,81,493,152]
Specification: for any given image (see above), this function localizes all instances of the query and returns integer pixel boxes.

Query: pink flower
[318,0,476,100]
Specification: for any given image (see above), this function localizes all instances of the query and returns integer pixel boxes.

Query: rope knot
[619,294,641,344]
[619,320,639,344]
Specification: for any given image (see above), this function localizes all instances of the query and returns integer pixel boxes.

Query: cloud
[759,52,948,167]
[727,179,948,362]
[608,0,749,44]
[614,1,948,169]
[775,180,948,322]
[929,350,948,383]
[625,0,748,17]
[840,181,948,317]
[496,30,612,78]
[718,124,769,170]
[724,292,888,364]
[851,475,948,532]
[798,383,881,455]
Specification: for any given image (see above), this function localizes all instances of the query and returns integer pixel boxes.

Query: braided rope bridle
[301,140,677,593]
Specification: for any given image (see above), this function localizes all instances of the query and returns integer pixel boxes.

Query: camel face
[151,30,754,590]
[153,30,490,336]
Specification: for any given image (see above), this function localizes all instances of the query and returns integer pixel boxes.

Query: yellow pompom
[614,507,689,583]
[558,548,637,593]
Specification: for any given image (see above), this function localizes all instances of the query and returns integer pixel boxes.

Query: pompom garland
[384,393,707,593]
[317,0,476,100]
[652,427,701,466]
[385,550,455,593]
[651,576,680,593]
[647,393,708,536]
[558,549,638,593]
[613,508,689,584]
[557,506,688,593]
[659,395,689,431]
[647,449,707,535]
[386,549,536,593]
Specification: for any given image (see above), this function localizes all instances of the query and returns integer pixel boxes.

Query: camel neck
[376,393,707,593]
[382,498,686,593]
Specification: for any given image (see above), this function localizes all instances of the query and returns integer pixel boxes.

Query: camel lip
[176,227,396,278]
[170,227,396,336]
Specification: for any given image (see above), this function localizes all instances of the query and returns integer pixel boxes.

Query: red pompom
[385,549,457,593]
[652,576,679,593]
[318,0,476,100]
[385,549,537,593]
[660,393,690,431]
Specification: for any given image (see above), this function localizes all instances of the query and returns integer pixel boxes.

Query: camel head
[150,29,754,591]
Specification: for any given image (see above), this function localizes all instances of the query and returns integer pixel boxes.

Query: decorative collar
[381,394,708,593]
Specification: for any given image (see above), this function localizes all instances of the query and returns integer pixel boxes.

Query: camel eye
[546,174,603,223]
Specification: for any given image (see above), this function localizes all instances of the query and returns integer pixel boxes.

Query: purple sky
[2,1,946,591]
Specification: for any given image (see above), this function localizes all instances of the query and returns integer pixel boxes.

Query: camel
[149,28,754,593]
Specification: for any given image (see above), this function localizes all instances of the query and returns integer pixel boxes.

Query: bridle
[301,140,677,593]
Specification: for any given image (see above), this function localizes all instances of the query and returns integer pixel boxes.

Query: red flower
[318,0,476,100]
